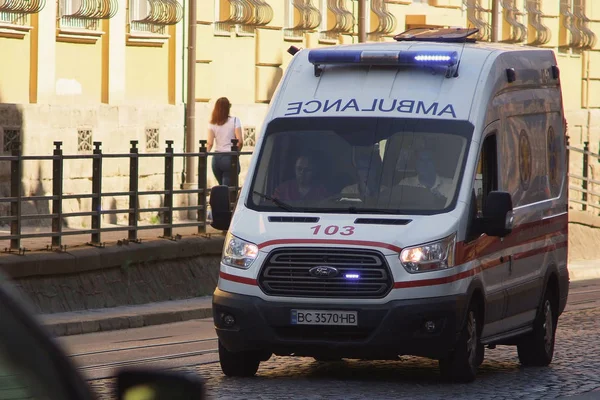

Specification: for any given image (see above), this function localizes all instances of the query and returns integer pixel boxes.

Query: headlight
[222,232,259,269]
[399,233,456,273]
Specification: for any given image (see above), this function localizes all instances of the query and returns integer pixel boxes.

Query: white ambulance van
[209,27,569,383]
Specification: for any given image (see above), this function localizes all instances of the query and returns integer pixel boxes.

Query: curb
[43,308,214,337]
[39,297,213,337]
[569,261,600,282]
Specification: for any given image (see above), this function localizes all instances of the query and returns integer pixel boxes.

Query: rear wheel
[219,341,261,377]
[517,287,557,367]
[439,302,481,383]
[476,343,485,367]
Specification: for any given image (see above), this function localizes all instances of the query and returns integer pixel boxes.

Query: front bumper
[213,289,469,360]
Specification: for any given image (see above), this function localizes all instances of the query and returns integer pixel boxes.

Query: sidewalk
[39,296,213,337]
[38,260,600,337]
[568,259,600,281]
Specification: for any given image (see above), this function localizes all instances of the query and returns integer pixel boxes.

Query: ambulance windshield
[247,117,474,215]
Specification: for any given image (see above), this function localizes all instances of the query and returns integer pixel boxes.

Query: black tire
[476,343,485,367]
[517,287,557,367]
[218,341,260,377]
[439,302,482,383]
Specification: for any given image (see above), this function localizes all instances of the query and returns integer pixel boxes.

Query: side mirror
[117,368,206,400]
[481,191,513,237]
[209,185,232,231]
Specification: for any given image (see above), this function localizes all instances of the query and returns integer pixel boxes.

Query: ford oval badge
[309,266,339,278]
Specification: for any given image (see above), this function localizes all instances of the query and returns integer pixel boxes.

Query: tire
[517,287,557,367]
[439,302,482,383]
[476,343,485,367]
[218,341,260,377]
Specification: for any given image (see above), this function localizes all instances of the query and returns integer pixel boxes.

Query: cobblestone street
[88,306,600,400]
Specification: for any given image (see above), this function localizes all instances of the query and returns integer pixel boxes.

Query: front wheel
[439,302,481,383]
[219,341,261,377]
[517,288,557,367]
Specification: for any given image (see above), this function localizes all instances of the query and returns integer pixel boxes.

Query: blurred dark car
[0,272,206,400]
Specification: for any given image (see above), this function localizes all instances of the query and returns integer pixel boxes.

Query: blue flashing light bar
[308,49,460,78]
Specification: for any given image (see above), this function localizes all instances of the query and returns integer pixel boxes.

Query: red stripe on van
[394,241,566,289]
[456,214,568,264]
[258,239,403,254]
[394,268,478,289]
[512,240,568,261]
[219,271,257,286]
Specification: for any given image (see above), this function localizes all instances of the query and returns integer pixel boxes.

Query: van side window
[474,134,498,216]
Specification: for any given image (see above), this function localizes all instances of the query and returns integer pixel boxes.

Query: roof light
[308,49,460,78]
[414,54,453,62]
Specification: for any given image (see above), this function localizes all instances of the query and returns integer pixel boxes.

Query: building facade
[0,0,599,228]
[0,0,185,226]
[195,0,600,213]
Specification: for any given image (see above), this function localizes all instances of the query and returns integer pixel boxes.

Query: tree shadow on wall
[0,94,52,235]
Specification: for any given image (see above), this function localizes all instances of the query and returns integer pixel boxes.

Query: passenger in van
[398,149,453,200]
[341,155,383,197]
[273,155,328,201]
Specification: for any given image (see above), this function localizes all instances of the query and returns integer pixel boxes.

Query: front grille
[258,248,393,298]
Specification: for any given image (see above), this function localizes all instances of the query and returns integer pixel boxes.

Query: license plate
[290,309,358,326]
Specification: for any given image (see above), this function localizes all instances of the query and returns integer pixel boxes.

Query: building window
[525,0,551,46]
[129,0,183,37]
[368,0,396,41]
[243,127,256,148]
[2,128,21,153]
[57,0,118,43]
[0,0,45,38]
[77,129,93,154]
[145,128,160,152]
[59,0,118,30]
[463,0,492,42]
[559,0,596,53]
[320,0,355,42]
[284,0,322,40]
[500,0,526,43]
[215,0,273,37]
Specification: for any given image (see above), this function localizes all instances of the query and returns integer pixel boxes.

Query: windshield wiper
[252,191,296,211]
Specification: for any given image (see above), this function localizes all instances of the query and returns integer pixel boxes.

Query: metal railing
[567,141,600,212]
[2,138,596,253]
[0,139,250,252]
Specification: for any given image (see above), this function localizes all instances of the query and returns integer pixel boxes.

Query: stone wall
[0,236,223,314]
[566,109,600,216]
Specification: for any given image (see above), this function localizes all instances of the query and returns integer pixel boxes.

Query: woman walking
[207,97,243,186]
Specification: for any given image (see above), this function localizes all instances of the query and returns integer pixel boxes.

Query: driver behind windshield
[273,155,328,201]
[398,144,453,200]
[341,152,383,198]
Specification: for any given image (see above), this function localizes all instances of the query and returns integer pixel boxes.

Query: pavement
[39,296,213,337]
[77,285,600,400]
[39,259,600,338]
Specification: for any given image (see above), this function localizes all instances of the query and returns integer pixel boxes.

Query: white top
[209,116,241,152]
[398,175,454,200]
